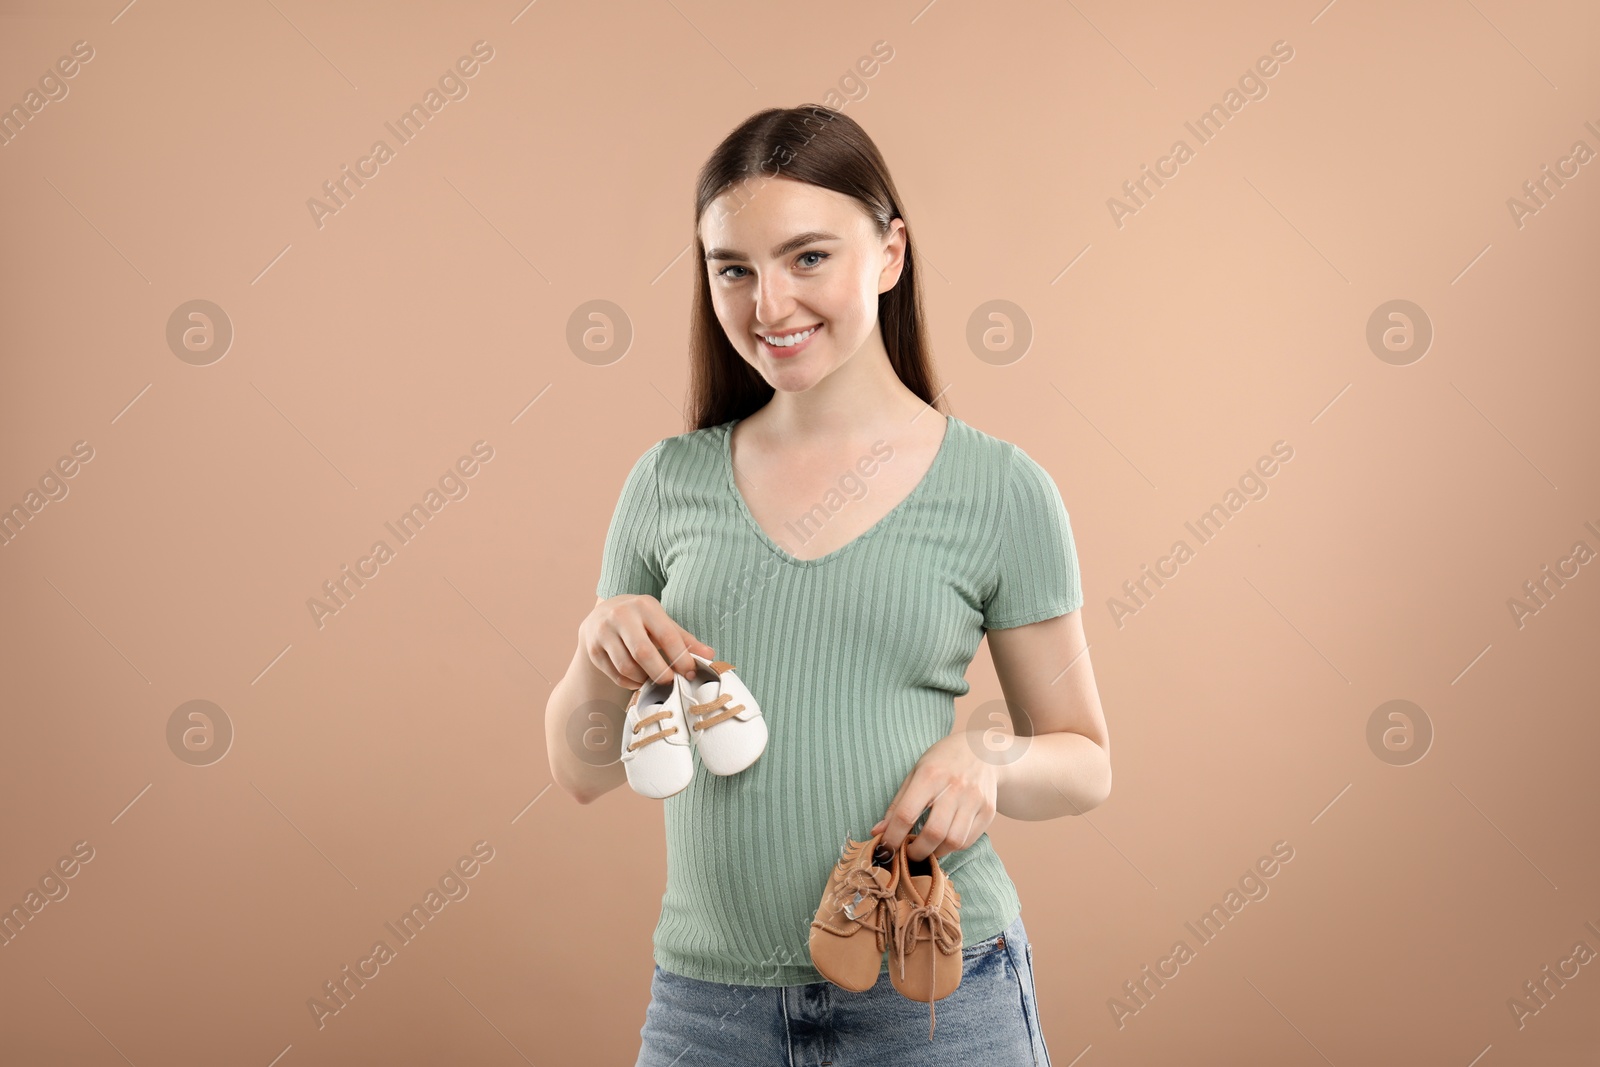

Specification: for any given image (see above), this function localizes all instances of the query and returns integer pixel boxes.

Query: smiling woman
[545,103,1107,1065]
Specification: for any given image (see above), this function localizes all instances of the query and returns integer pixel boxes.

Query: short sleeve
[595,441,666,601]
[982,445,1083,630]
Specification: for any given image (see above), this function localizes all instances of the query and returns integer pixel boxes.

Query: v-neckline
[721,413,957,568]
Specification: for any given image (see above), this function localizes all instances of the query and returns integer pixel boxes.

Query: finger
[909,793,959,862]
[872,777,914,848]
[596,630,648,689]
[881,781,946,855]
[648,613,711,681]
[958,803,984,855]
[909,782,958,860]
[617,615,681,686]
[680,625,717,658]
[931,801,981,861]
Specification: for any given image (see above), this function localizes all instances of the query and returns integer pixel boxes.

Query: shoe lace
[892,890,962,1041]
[630,662,744,750]
[687,667,745,732]
[834,866,896,951]
[626,706,678,751]
[810,860,895,943]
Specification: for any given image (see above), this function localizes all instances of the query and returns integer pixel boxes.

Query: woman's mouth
[757,323,821,359]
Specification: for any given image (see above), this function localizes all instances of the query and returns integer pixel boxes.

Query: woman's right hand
[582,594,716,690]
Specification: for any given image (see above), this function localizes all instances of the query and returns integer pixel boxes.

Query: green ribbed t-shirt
[595,412,1083,986]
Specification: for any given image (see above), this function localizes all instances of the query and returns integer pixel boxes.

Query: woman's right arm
[544,595,715,804]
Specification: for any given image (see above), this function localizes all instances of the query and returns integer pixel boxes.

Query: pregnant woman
[544,104,1111,1066]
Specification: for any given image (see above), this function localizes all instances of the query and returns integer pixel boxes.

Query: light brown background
[2,0,1598,1063]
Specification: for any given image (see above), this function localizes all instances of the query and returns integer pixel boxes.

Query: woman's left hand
[869,732,999,862]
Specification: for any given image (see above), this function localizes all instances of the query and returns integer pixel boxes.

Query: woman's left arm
[871,608,1111,860]
[984,607,1111,820]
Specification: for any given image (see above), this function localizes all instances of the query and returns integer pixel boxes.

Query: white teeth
[761,326,818,347]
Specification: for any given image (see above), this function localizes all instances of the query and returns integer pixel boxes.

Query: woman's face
[699,177,905,394]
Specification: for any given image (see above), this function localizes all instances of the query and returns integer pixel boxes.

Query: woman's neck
[750,341,937,446]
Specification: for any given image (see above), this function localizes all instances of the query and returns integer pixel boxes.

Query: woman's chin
[765,372,827,394]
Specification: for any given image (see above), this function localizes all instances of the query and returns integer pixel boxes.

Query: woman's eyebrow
[704,230,841,262]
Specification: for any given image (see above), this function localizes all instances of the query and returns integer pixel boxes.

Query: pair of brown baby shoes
[808,830,963,1040]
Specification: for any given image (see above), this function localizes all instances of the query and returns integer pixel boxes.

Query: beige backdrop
[2,0,1598,1063]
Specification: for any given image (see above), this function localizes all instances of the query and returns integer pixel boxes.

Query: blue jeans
[634,911,1053,1066]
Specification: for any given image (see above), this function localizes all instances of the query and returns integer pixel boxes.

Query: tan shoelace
[832,866,896,951]
[627,663,744,751]
[626,704,678,752]
[893,892,962,1040]
[687,691,745,732]
[687,663,744,732]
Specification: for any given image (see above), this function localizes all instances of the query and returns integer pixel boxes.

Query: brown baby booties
[888,832,963,1039]
[809,832,899,992]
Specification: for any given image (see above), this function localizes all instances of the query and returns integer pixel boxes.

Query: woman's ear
[878,217,907,294]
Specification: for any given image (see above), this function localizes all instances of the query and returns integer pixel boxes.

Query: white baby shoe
[619,674,694,798]
[680,653,767,776]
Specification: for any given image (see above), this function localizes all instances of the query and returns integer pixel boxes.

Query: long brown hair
[686,104,945,432]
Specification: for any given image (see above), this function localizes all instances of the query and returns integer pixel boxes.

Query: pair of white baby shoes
[620,653,767,798]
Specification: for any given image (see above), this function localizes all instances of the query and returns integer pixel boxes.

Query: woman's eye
[716,252,828,280]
